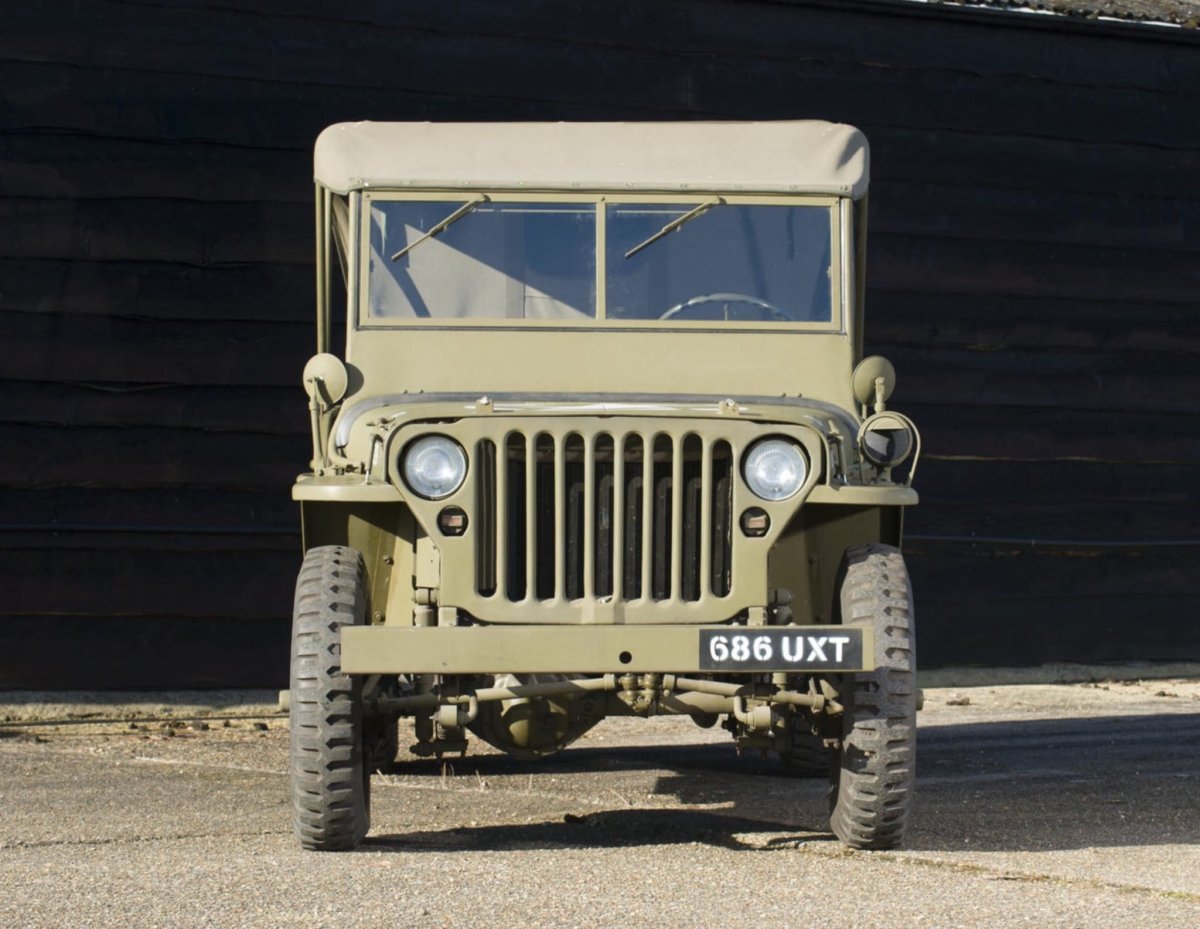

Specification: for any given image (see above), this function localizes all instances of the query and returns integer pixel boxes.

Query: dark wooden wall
[2,0,1197,688]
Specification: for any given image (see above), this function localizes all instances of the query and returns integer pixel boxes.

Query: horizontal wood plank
[869,125,1200,197]
[0,311,309,387]
[0,133,309,203]
[899,403,1200,463]
[0,258,313,323]
[915,458,1200,505]
[872,181,1200,254]
[877,344,1199,414]
[0,543,296,618]
[912,593,1200,667]
[907,500,1200,544]
[868,233,1200,304]
[907,541,1200,601]
[0,615,290,689]
[0,487,298,534]
[867,291,1200,356]
[0,381,306,434]
[0,424,305,489]
[0,198,311,266]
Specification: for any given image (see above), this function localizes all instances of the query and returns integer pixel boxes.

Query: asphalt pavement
[0,680,1197,929]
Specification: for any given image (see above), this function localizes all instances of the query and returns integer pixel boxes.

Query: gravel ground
[1,677,1198,928]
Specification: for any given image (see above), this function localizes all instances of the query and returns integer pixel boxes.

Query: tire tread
[829,543,917,850]
[288,545,370,851]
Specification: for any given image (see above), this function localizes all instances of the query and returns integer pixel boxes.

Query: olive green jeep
[288,121,920,851]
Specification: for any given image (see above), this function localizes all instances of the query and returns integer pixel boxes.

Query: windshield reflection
[370,201,596,320]
[606,203,831,322]
[364,199,833,324]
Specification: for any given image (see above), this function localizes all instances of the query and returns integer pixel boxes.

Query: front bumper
[340,623,874,675]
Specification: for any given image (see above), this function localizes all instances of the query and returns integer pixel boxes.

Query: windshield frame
[353,190,847,333]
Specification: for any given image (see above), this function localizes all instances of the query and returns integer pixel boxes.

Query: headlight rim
[400,434,468,501]
[741,437,809,502]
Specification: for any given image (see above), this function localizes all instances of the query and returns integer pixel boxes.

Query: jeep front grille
[475,431,733,605]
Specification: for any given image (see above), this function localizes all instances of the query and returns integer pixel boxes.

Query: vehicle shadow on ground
[365,807,834,853]
[365,711,1200,854]
[366,741,835,851]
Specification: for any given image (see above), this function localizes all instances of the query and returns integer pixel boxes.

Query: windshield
[368,200,597,320]
[606,203,831,322]
[362,195,836,325]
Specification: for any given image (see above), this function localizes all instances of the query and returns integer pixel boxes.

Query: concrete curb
[918,661,1200,688]
[0,689,282,723]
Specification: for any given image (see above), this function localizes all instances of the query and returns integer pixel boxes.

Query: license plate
[698,627,865,672]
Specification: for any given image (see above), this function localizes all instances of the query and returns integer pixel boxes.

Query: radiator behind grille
[476,431,733,606]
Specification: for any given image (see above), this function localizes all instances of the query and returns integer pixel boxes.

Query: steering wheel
[659,292,797,322]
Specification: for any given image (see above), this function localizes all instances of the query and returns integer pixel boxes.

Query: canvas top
[313,120,869,198]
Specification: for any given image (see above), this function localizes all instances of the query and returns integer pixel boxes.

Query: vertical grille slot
[651,434,674,600]
[681,434,703,602]
[563,433,585,600]
[475,439,497,597]
[710,440,733,598]
[503,433,526,601]
[534,434,556,599]
[622,435,645,600]
[476,425,734,606]
[594,434,615,599]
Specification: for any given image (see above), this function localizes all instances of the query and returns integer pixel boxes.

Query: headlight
[742,439,808,501]
[859,413,915,468]
[401,435,467,500]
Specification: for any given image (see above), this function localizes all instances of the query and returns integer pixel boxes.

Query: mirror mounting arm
[306,377,328,472]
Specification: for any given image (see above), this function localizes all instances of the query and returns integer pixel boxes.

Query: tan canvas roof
[314,121,869,198]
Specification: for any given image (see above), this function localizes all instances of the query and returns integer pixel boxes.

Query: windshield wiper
[623,197,723,260]
[390,195,488,261]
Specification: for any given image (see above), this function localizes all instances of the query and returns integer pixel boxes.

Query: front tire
[289,545,370,851]
[829,544,917,850]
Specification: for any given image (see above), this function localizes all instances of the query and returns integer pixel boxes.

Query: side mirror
[851,355,896,415]
[303,353,348,408]
[303,353,348,472]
